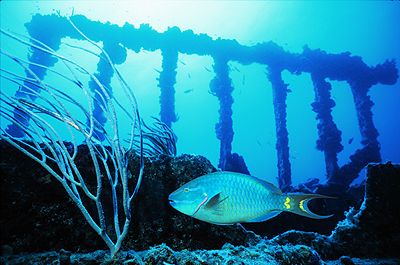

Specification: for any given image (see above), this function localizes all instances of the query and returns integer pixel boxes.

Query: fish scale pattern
[204,172,281,223]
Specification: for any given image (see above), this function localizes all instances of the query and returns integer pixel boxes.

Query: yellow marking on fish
[299,199,306,212]
[284,197,291,209]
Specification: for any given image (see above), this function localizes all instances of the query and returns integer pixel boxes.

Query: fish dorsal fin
[248,210,282,223]
[204,192,229,215]
[251,176,282,195]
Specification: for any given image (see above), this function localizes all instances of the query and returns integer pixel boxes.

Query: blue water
[1,1,399,187]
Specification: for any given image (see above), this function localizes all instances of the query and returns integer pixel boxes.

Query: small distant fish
[153,68,161,74]
[256,140,262,147]
[179,59,186,65]
[169,172,334,225]
[348,137,354,144]
[287,88,292,93]
[188,73,191,79]
[204,66,212,72]
[183,88,194,94]
[232,66,240,72]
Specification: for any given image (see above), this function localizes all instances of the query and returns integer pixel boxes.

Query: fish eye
[184,188,190,193]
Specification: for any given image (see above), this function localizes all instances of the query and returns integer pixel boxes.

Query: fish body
[168,171,333,225]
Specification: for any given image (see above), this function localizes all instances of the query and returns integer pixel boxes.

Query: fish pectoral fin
[204,192,225,208]
[248,210,282,223]
[204,192,229,215]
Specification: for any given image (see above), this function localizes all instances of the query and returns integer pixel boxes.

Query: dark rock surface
[1,140,400,264]
[1,242,399,265]
[0,242,325,265]
[0,140,255,254]
[273,162,400,259]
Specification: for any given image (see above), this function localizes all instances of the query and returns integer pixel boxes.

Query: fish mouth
[168,194,176,207]
[168,199,176,206]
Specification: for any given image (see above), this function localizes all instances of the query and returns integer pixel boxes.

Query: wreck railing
[4,14,399,193]
[0,17,144,257]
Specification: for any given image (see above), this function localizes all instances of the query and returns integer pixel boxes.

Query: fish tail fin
[282,193,335,219]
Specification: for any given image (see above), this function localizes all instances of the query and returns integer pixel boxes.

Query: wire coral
[140,117,177,157]
[0,17,144,257]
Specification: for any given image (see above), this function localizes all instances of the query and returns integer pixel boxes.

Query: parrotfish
[168,171,333,225]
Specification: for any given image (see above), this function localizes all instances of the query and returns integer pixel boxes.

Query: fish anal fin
[248,210,282,223]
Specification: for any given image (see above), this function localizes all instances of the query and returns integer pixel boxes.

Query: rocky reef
[0,140,399,264]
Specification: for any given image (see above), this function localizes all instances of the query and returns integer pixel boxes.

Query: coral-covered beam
[268,67,292,191]
[311,74,343,182]
[158,49,178,127]
[333,82,382,187]
[26,15,397,87]
[351,83,380,152]
[210,57,234,170]
[88,42,127,141]
[6,27,61,138]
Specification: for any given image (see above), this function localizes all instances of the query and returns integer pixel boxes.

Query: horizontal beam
[26,14,398,88]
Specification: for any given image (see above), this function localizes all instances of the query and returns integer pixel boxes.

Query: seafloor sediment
[0,140,399,264]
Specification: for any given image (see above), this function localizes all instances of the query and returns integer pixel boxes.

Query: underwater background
[1,1,399,186]
[1,1,400,264]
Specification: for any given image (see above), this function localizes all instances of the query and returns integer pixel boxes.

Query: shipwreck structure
[5,14,398,191]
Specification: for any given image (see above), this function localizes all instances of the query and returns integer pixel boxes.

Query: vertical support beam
[351,82,380,158]
[268,67,291,191]
[210,57,234,170]
[6,35,61,138]
[88,42,127,141]
[335,81,381,187]
[158,49,178,128]
[334,81,381,189]
[311,74,343,184]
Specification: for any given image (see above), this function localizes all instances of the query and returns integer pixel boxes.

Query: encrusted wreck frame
[5,14,399,193]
